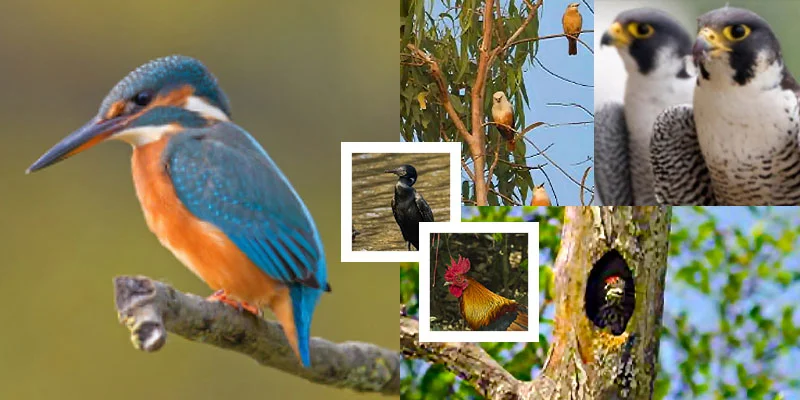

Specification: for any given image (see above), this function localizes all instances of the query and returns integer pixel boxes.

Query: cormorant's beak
[26,115,128,173]
[601,22,629,47]
[692,27,730,65]
[384,167,403,176]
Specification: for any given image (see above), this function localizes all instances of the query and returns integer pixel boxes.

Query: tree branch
[114,276,400,396]
[400,317,521,399]
[406,44,470,140]
[508,30,595,53]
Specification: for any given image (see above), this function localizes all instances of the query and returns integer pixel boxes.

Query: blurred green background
[0,1,396,399]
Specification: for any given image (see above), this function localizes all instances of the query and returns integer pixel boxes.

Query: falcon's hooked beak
[601,22,630,47]
[692,27,731,64]
[26,115,130,173]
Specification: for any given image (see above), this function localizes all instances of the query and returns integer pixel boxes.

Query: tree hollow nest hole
[584,249,635,335]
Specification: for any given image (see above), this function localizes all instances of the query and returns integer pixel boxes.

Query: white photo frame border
[418,221,540,343]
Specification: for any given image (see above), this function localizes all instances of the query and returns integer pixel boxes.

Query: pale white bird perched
[491,91,516,151]
[595,8,694,205]
[652,7,800,205]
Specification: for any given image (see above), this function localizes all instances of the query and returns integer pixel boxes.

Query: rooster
[443,255,528,331]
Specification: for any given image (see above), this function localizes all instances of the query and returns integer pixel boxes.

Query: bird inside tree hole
[585,250,635,335]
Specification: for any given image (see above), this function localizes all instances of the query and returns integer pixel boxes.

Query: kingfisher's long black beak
[26,116,128,173]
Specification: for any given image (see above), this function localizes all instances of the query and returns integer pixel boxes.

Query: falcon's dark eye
[724,24,751,41]
[133,90,154,107]
[628,22,654,39]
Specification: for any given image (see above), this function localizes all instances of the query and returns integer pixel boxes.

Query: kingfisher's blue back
[166,123,328,367]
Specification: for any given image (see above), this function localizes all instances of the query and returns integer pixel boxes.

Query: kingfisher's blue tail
[289,284,323,367]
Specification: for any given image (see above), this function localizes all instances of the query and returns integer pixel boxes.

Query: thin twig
[547,102,594,118]
[534,57,593,87]
[521,135,592,195]
[462,158,476,182]
[540,167,558,206]
[581,0,594,14]
[487,139,501,182]
[579,166,591,206]
[508,30,594,54]
[498,159,547,171]
[543,121,593,128]
[489,188,522,206]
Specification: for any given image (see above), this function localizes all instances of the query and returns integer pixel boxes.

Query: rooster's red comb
[446,255,471,275]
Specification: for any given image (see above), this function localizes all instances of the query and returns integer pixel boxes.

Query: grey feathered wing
[595,103,633,205]
[650,105,716,205]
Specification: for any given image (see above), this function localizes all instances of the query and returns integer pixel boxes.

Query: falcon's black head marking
[695,7,783,86]
[602,8,692,76]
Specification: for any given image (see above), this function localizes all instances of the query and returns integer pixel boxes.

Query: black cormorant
[384,164,434,250]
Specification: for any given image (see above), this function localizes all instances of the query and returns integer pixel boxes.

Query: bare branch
[535,57,594,87]
[580,166,592,206]
[547,102,594,118]
[114,276,400,396]
[519,135,593,199]
[400,317,521,399]
[508,30,595,54]
[487,141,501,185]
[490,188,523,206]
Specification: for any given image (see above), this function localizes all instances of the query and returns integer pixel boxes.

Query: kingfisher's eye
[628,22,654,39]
[724,24,751,41]
[133,90,154,107]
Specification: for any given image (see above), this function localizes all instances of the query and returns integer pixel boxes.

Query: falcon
[595,8,694,205]
[652,7,800,205]
[562,3,583,56]
[491,91,516,151]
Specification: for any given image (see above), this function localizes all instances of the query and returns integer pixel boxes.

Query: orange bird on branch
[531,185,551,206]
[562,2,583,56]
[491,91,516,151]
[443,255,528,331]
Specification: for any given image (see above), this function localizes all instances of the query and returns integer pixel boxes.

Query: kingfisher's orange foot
[207,290,261,316]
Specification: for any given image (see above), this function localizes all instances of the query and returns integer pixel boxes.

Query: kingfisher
[384,164,433,250]
[26,55,329,367]
[652,7,800,205]
[596,8,694,205]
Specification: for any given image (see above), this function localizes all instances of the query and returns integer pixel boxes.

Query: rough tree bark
[401,206,671,399]
[114,276,400,396]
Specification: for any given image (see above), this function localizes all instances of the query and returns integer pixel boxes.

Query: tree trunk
[521,206,670,399]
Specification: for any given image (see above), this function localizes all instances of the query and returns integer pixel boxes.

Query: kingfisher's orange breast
[130,136,287,308]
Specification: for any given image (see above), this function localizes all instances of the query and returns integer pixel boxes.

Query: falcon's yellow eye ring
[627,22,654,39]
[723,24,751,41]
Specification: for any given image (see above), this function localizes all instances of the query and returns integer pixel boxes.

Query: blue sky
[520,0,594,205]
[404,0,594,206]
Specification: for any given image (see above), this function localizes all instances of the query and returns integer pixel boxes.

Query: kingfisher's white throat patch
[185,96,230,122]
